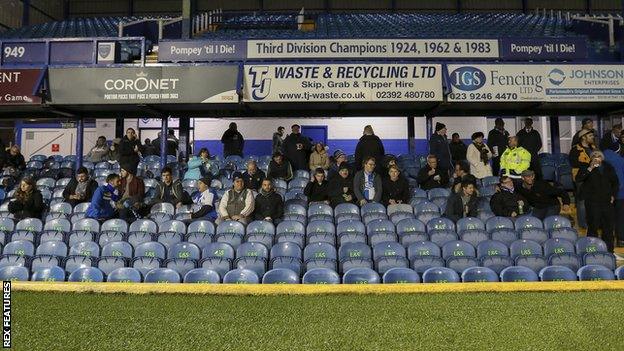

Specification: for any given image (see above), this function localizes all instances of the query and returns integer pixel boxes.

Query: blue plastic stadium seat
[500,266,539,282]
[461,266,499,282]
[302,268,340,284]
[31,266,66,282]
[262,268,299,284]
[0,266,29,281]
[223,269,259,284]
[422,267,460,283]
[343,267,380,284]
[304,242,337,271]
[337,220,366,245]
[538,265,577,281]
[107,267,142,282]
[68,267,104,282]
[183,268,220,283]
[577,265,615,281]
[144,268,181,283]
[396,218,427,247]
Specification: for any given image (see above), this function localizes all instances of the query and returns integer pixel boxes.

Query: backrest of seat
[366,219,395,234]
[69,241,100,258]
[456,217,485,233]
[270,242,302,260]
[49,202,72,215]
[303,242,337,262]
[549,228,578,243]
[500,266,539,282]
[361,202,386,215]
[144,268,181,283]
[159,220,187,234]
[342,267,380,284]
[510,239,543,258]
[307,203,333,217]
[129,219,158,234]
[0,217,15,233]
[543,215,572,230]
[485,216,514,233]
[73,218,100,233]
[222,268,259,283]
[16,218,43,232]
[307,221,335,235]
[150,202,175,215]
[338,242,371,261]
[422,267,460,283]
[101,241,133,258]
[407,241,441,260]
[276,220,305,236]
[427,188,450,200]
[476,240,509,258]
[335,203,360,216]
[284,203,306,216]
[575,237,608,255]
[168,242,201,261]
[236,242,269,260]
[442,240,476,259]
[3,240,35,256]
[396,218,426,235]
[336,220,365,235]
[202,242,235,261]
[426,217,455,233]
[134,241,166,260]
[302,268,340,284]
[101,219,128,233]
[577,264,615,281]
[216,220,245,236]
[461,266,499,282]
[543,238,575,256]
[246,221,276,235]
[36,241,68,257]
[387,204,413,216]
[187,220,215,235]
[73,202,91,214]
[44,218,71,232]
[539,265,577,281]
[514,215,543,230]
[373,242,406,260]
[413,201,440,214]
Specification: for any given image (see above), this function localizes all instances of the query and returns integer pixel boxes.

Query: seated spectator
[382,165,410,206]
[449,133,467,163]
[490,176,526,218]
[353,156,382,206]
[500,136,531,180]
[444,180,478,222]
[254,179,284,223]
[141,138,157,157]
[600,124,622,151]
[328,164,355,207]
[452,161,471,193]
[417,155,450,190]
[85,174,121,221]
[217,172,254,225]
[309,142,330,172]
[328,150,350,180]
[116,165,146,222]
[6,145,25,170]
[86,136,110,163]
[467,132,493,179]
[242,160,266,191]
[304,168,330,203]
[267,152,293,181]
[148,167,189,209]
[190,177,218,222]
[184,148,211,181]
[517,170,570,220]
[8,177,44,220]
[62,167,98,207]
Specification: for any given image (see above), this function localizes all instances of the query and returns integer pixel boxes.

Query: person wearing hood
[85,174,121,221]
[603,145,624,247]
[217,172,255,225]
[304,168,330,203]
[8,177,44,220]
[62,167,98,207]
[282,124,312,171]
[116,164,146,222]
[267,151,293,181]
[184,148,211,181]
[190,177,218,222]
[354,125,385,172]
[428,122,453,175]
[221,122,244,157]
[254,178,284,224]
[466,132,493,179]
[382,165,410,206]
[328,150,350,181]
[487,118,510,176]
[148,166,189,209]
[309,142,331,172]
[119,128,141,173]
[86,136,110,163]
[328,164,355,207]
[490,176,526,218]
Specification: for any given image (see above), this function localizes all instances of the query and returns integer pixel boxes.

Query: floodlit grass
[13,291,624,350]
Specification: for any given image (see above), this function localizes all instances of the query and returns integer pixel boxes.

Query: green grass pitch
[12,291,624,350]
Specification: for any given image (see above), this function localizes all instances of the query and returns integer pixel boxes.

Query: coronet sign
[48,66,239,104]
[447,64,624,102]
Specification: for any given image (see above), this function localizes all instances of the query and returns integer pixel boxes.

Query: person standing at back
[449,133,467,164]
[466,132,493,179]
[516,118,542,178]
[603,146,624,247]
[600,124,622,151]
[221,122,244,157]
[428,122,452,176]
[272,126,285,155]
[119,128,141,174]
[487,118,510,176]
[282,124,312,171]
[354,125,385,172]
[572,118,597,146]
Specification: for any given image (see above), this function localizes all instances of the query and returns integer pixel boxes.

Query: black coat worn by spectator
[304,180,330,203]
[600,131,620,151]
[444,192,479,222]
[576,163,619,204]
[429,134,452,172]
[62,178,98,207]
[267,160,293,181]
[381,176,410,205]
[490,189,525,217]
[119,136,141,173]
[416,165,450,190]
[516,127,542,177]
[6,153,25,170]
[449,141,468,163]
[516,180,570,210]
[354,135,385,171]
[488,127,510,175]
[242,170,266,191]
[282,133,311,171]
[328,175,356,207]
[254,191,284,221]
[221,129,244,157]
[151,137,178,156]
[8,190,44,220]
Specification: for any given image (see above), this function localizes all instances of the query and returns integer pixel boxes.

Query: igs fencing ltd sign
[48,66,239,104]
[447,64,624,102]
[243,63,443,102]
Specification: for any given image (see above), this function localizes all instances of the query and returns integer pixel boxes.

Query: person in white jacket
[466,132,493,179]
[216,172,255,225]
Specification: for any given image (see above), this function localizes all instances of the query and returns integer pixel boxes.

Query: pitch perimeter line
[11,281,624,295]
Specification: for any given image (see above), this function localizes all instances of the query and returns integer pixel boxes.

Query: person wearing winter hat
[466,131,493,179]
[190,176,218,222]
[428,122,453,175]
[328,149,350,181]
[216,172,255,225]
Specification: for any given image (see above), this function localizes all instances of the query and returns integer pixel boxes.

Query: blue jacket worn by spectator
[429,123,452,172]
[86,183,120,220]
[604,149,624,200]
[191,188,218,221]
